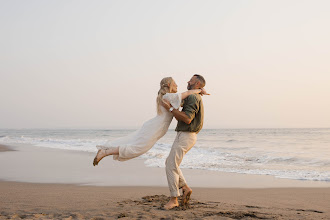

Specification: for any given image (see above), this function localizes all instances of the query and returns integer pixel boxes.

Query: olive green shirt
[175,93,204,134]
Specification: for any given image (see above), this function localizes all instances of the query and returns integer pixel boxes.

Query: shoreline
[1,143,330,219]
[1,143,330,188]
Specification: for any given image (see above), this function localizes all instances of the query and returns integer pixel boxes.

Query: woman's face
[170,80,178,93]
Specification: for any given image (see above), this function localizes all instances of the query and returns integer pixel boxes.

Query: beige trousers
[165,131,197,197]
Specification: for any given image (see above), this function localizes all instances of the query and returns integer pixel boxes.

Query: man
[161,74,206,210]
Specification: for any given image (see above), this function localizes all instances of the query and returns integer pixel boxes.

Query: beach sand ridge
[1,181,328,220]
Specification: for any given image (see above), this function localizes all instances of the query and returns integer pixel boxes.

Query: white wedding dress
[96,93,182,161]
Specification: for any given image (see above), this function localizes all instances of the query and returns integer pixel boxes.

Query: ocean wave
[0,135,106,152]
[1,128,330,182]
[143,151,330,182]
[141,143,330,182]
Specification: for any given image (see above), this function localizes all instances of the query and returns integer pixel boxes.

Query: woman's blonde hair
[156,77,174,115]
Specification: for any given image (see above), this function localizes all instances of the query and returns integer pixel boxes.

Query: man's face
[187,76,199,90]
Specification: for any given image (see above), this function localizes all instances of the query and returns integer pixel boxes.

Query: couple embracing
[93,74,208,210]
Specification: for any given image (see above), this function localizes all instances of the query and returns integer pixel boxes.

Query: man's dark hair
[194,74,206,88]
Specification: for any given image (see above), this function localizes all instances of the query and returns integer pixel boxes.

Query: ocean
[1,128,329,182]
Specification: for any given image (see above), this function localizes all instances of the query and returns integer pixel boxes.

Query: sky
[0,0,329,129]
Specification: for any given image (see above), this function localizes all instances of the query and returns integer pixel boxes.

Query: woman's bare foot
[164,197,179,210]
[93,149,107,166]
[93,146,119,166]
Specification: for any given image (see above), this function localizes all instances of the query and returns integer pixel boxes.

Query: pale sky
[1,0,329,129]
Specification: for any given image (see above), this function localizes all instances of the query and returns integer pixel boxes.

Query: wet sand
[1,143,329,188]
[0,144,14,152]
[0,143,330,219]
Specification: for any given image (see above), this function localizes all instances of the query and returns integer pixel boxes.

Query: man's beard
[187,83,196,90]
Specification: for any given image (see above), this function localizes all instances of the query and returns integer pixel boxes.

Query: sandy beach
[1,143,330,219]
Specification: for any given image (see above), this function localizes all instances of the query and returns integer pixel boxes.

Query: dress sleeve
[163,93,182,109]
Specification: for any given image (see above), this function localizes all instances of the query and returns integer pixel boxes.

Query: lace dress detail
[97,93,182,161]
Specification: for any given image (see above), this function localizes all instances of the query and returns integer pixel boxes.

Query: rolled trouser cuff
[170,189,181,197]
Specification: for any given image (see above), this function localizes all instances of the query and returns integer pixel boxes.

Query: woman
[93,77,209,165]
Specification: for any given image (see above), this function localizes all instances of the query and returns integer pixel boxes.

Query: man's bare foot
[164,197,179,210]
[93,149,106,166]
[181,185,192,206]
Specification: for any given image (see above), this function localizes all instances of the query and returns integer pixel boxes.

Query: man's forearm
[171,109,192,124]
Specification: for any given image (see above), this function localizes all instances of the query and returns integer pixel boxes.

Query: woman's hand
[201,88,210,96]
